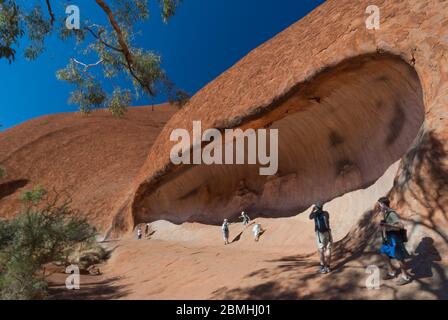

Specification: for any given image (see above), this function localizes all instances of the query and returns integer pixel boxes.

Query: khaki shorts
[316,231,333,251]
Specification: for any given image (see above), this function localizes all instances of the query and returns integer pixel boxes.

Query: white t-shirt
[252,224,260,235]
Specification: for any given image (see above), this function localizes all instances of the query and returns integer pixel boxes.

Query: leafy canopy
[0,0,188,116]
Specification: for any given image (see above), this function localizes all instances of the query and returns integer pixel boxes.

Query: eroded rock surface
[118,0,448,257]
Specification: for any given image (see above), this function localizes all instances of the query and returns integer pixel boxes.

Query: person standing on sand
[377,197,412,286]
[222,219,230,245]
[145,223,150,237]
[137,226,142,240]
[309,202,333,274]
[252,223,262,242]
[240,211,250,227]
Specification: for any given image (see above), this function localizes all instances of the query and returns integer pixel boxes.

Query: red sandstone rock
[117,0,448,256]
[3,0,448,300]
[0,105,176,232]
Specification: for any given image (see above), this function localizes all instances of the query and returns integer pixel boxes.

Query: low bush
[0,186,104,299]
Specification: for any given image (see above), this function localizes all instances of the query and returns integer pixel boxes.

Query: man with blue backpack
[309,202,333,274]
[377,197,412,286]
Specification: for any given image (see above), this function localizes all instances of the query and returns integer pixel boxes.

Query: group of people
[136,223,151,240]
[137,196,412,285]
[306,197,411,284]
[221,196,412,285]
[221,211,262,245]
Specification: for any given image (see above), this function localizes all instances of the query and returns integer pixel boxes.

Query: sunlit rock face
[108,0,448,257]
[0,106,176,232]
[132,54,424,225]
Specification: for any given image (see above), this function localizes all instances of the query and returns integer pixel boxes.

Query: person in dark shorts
[378,197,411,286]
[309,202,333,274]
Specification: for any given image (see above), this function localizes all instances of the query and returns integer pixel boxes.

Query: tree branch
[94,0,134,69]
[94,0,155,96]
[45,0,55,25]
[84,25,122,53]
[71,58,104,71]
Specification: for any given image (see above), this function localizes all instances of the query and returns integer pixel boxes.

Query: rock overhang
[131,53,425,225]
[108,0,448,236]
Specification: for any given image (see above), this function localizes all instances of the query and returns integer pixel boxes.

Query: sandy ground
[47,163,448,300]
[47,217,448,300]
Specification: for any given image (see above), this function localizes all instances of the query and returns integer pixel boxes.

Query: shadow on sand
[212,234,448,299]
[48,276,130,300]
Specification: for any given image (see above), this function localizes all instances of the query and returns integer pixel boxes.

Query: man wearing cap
[309,202,333,274]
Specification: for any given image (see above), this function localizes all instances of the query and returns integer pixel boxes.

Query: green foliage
[69,83,107,115]
[1,0,189,116]
[0,187,99,299]
[130,50,165,96]
[160,0,183,23]
[0,0,23,63]
[167,84,190,108]
[56,59,108,114]
[23,5,52,60]
[19,185,47,206]
[0,250,48,300]
[116,0,150,27]
[0,1,53,62]
[55,59,85,85]
[0,218,14,248]
[108,88,131,117]
[0,166,5,179]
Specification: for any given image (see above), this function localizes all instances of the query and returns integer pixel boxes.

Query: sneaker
[319,266,326,274]
[325,266,331,273]
[396,276,412,286]
[382,271,396,280]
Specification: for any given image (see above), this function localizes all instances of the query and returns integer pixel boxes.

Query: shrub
[19,185,46,205]
[0,187,101,299]
[68,242,110,271]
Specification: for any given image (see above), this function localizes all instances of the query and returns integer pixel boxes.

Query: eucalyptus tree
[0,0,188,116]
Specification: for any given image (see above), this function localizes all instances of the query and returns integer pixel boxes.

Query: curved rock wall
[108,0,448,255]
[133,54,424,225]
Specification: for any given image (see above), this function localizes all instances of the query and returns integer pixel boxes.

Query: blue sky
[0,0,325,130]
